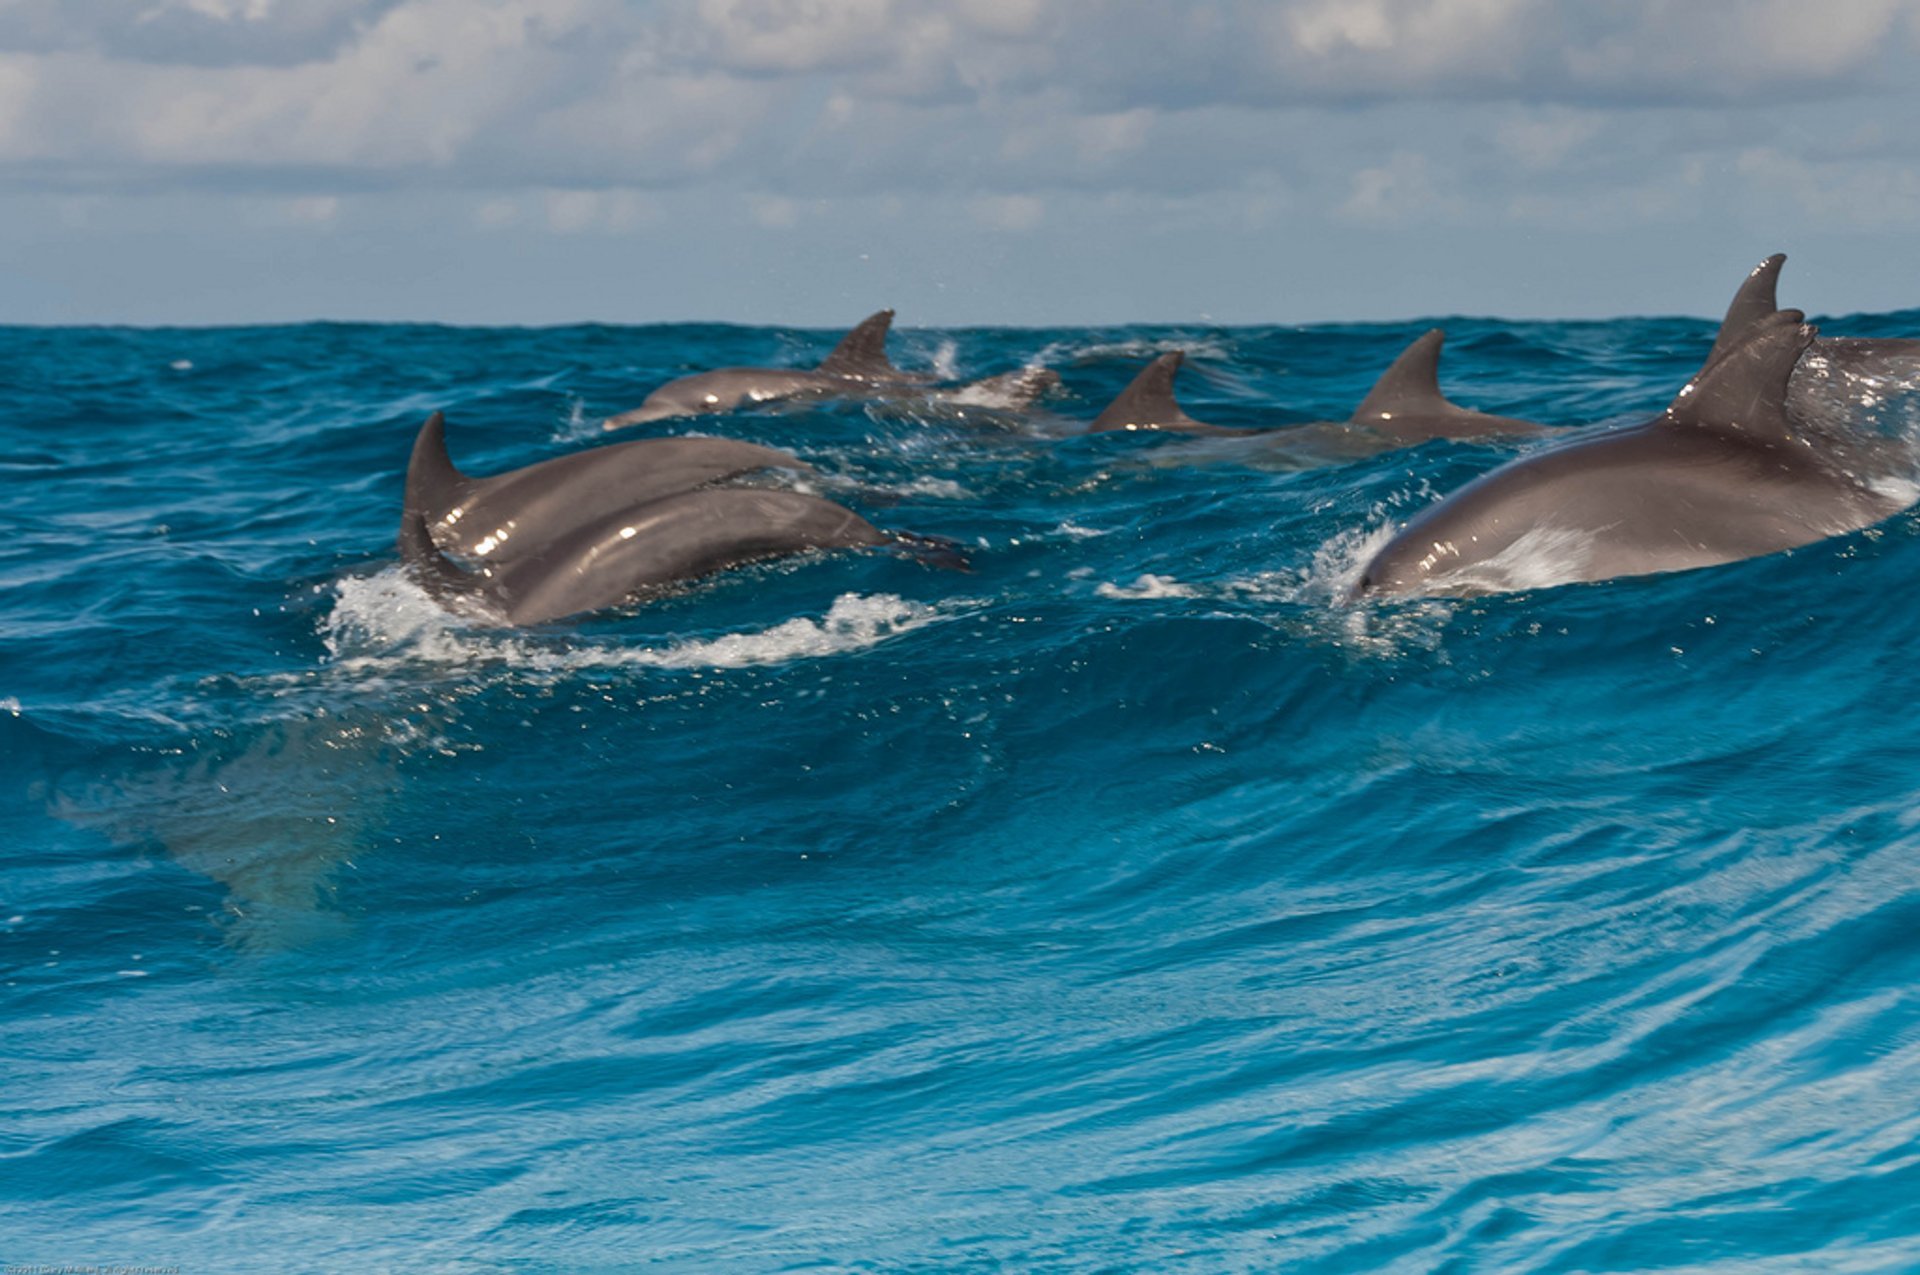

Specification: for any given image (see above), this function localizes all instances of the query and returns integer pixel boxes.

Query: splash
[550,396,596,443]
[929,338,961,381]
[935,367,1059,410]
[1230,518,1457,659]
[886,475,973,499]
[322,569,960,675]
[1033,335,1235,366]
[1097,573,1198,600]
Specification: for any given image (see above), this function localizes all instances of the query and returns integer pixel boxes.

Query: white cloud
[280,193,340,224]
[750,194,800,227]
[1337,151,1459,225]
[2,0,1920,255]
[540,186,660,233]
[1734,146,1920,228]
[473,196,521,229]
[969,192,1044,230]
[1495,107,1604,170]
[687,0,904,75]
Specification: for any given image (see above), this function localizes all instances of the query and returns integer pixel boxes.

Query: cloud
[969,192,1044,230]
[750,193,799,227]
[2,0,1920,263]
[1734,145,1920,229]
[1337,150,1460,225]
[541,186,660,233]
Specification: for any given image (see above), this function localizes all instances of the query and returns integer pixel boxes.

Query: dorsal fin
[1708,253,1786,363]
[817,309,897,377]
[1354,329,1454,420]
[1089,352,1201,431]
[1665,309,1813,446]
[402,411,469,520]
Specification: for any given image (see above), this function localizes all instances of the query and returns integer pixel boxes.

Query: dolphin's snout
[604,402,677,431]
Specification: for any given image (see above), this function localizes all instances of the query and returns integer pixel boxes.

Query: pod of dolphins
[396,253,1920,625]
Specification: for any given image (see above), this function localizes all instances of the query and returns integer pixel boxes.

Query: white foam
[1097,573,1199,600]
[641,593,951,668]
[1034,336,1234,366]
[888,475,973,499]
[321,569,958,675]
[936,367,1054,410]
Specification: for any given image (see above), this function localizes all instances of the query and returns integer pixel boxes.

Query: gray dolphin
[1104,334,1545,445]
[1355,311,1912,598]
[605,309,934,430]
[400,486,900,625]
[405,412,810,564]
[1119,334,1549,469]
[1320,329,1548,443]
[1712,251,1920,372]
[1086,352,1244,434]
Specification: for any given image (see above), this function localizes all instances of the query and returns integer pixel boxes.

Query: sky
[6,0,1920,326]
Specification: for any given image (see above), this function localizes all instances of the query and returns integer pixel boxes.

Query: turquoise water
[6,315,1920,1271]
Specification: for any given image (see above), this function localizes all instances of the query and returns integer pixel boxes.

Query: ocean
[6,313,1920,1271]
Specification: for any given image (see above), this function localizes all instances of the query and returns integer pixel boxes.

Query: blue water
[8,313,1920,1272]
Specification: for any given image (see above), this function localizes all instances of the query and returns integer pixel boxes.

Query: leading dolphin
[405,412,809,564]
[1355,311,1913,598]
[400,487,898,626]
[605,309,934,429]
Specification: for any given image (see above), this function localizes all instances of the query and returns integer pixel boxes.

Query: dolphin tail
[1353,329,1460,421]
[888,531,973,573]
[1708,253,1787,363]
[404,411,471,521]
[397,507,487,608]
[817,309,898,377]
[1089,352,1196,432]
[397,414,487,608]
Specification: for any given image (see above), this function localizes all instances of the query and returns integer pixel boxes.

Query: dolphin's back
[490,489,890,624]
[433,436,810,563]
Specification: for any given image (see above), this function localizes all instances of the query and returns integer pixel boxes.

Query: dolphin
[399,486,901,626]
[404,412,810,565]
[1710,251,1920,373]
[1355,311,1913,598]
[1085,352,1244,434]
[604,309,935,429]
[1317,329,1548,444]
[1118,333,1550,470]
